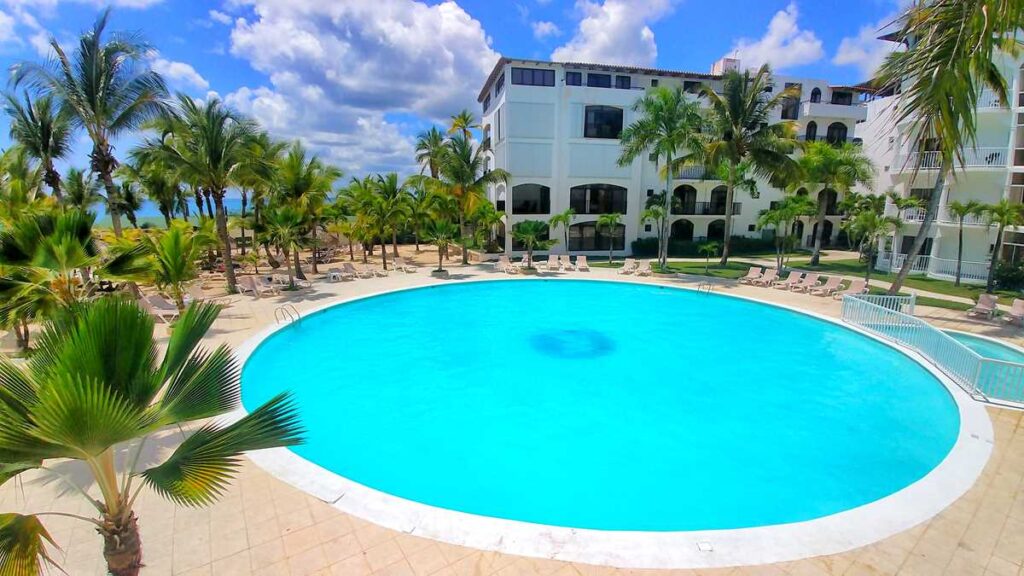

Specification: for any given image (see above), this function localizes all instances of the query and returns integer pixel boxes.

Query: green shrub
[631,236,775,257]
[994,262,1024,290]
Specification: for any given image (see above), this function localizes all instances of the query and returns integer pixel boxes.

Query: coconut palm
[947,200,985,286]
[11,9,168,237]
[235,132,286,257]
[698,241,719,274]
[372,172,412,258]
[3,92,72,199]
[262,204,306,289]
[983,200,1024,293]
[618,86,703,268]
[448,109,479,141]
[791,141,874,265]
[691,65,799,264]
[847,210,903,285]
[757,195,817,271]
[470,200,504,251]
[407,184,434,251]
[877,0,1023,294]
[548,208,576,256]
[424,219,459,273]
[62,168,104,211]
[275,141,342,274]
[511,220,555,268]
[0,297,302,576]
[117,158,182,228]
[597,212,623,264]
[415,126,447,178]
[0,146,48,224]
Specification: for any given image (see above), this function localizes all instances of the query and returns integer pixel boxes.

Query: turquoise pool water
[946,331,1024,363]
[241,280,960,531]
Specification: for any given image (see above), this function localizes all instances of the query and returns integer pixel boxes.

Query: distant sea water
[94,198,246,227]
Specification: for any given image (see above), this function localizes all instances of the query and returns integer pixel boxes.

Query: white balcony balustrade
[893,148,1007,172]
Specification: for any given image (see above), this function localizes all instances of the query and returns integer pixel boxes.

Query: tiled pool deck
[2,262,1022,576]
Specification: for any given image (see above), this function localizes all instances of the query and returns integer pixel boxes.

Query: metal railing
[893,147,1007,171]
[898,206,988,226]
[875,251,930,274]
[274,304,300,325]
[674,201,742,216]
[674,166,710,180]
[874,251,989,283]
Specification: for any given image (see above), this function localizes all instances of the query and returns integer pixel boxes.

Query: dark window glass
[482,95,491,114]
[683,80,700,94]
[615,75,631,89]
[566,71,582,86]
[569,184,627,214]
[810,87,821,103]
[781,83,800,120]
[584,105,623,139]
[805,121,817,142]
[587,73,611,88]
[511,67,555,87]
[568,222,625,251]
[830,91,853,105]
[511,184,551,215]
[651,79,659,87]
[495,73,505,95]
[825,122,848,145]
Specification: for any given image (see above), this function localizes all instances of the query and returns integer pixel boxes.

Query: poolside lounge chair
[791,273,821,292]
[575,255,590,271]
[560,254,574,271]
[809,276,843,297]
[494,255,512,271]
[618,258,637,274]
[393,257,418,273]
[371,265,389,277]
[833,278,868,300]
[254,276,281,296]
[1004,299,1024,325]
[343,263,373,279]
[773,271,804,290]
[237,276,259,296]
[327,267,355,282]
[751,268,778,286]
[184,284,231,306]
[968,294,999,319]
[738,266,763,285]
[517,255,531,268]
[272,274,311,288]
[542,255,561,271]
[141,295,179,323]
[635,260,652,276]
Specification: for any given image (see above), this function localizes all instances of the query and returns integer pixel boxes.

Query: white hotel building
[477,56,869,257]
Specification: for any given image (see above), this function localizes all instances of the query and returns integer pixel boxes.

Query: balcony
[674,202,742,216]
[800,101,868,122]
[895,206,989,226]
[875,251,989,284]
[673,166,712,180]
[892,148,1007,172]
[979,89,1010,110]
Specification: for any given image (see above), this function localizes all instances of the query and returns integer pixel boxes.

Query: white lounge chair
[393,257,418,273]
[542,255,561,271]
[237,276,258,296]
[1005,299,1024,325]
[752,268,779,286]
[184,284,231,306]
[575,255,590,271]
[791,273,821,292]
[494,255,512,271]
[327,267,355,282]
[141,295,180,323]
[371,265,389,277]
[809,276,843,297]
[833,278,868,300]
[738,266,763,285]
[968,294,999,319]
[773,271,804,290]
[254,276,281,296]
[618,258,637,275]
[560,254,574,271]
[517,255,531,268]
[344,263,373,279]
[635,260,652,276]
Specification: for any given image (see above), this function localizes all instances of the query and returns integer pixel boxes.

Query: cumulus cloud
[225,0,499,174]
[728,2,824,71]
[0,9,17,45]
[833,16,900,78]
[150,56,209,90]
[551,0,674,66]
[531,20,560,40]
[208,9,232,25]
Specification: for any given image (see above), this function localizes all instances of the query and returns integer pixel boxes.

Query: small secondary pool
[946,330,1024,363]
[242,280,960,531]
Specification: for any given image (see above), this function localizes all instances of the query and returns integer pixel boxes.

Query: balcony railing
[800,101,868,122]
[673,166,711,180]
[674,202,742,216]
[893,147,1007,172]
[979,90,1009,109]
[875,251,990,283]
[897,206,988,226]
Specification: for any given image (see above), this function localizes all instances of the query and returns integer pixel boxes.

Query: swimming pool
[242,279,965,537]
[946,330,1024,363]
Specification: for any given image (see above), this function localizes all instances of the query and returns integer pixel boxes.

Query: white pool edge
[224,276,994,569]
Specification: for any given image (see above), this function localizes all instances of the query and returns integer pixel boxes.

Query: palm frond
[0,514,61,576]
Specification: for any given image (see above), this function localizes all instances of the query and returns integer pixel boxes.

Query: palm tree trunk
[392,231,399,258]
[888,160,948,294]
[310,222,319,274]
[263,244,278,268]
[986,225,1004,293]
[810,192,827,266]
[284,248,295,289]
[44,160,63,200]
[194,189,205,218]
[662,155,672,268]
[293,249,307,280]
[459,213,469,265]
[719,163,736,265]
[161,209,172,228]
[437,248,444,271]
[102,511,143,576]
[212,192,239,293]
[381,238,388,270]
[204,192,214,220]
[865,243,874,285]
[240,191,248,256]
[100,174,123,238]
[955,221,964,286]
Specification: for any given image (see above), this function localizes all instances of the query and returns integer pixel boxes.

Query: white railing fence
[927,257,990,283]
[894,147,1007,171]
[841,295,1024,405]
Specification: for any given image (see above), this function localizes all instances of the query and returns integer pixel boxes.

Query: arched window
[826,122,848,145]
[584,106,624,139]
[796,187,808,197]
[791,220,805,239]
[569,183,627,214]
[671,219,694,241]
[511,184,551,214]
[818,188,838,215]
[672,185,697,215]
[805,121,817,142]
[709,186,728,215]
[810,88,821,103]
[811,220,835,246]
[707,219,726,242]
[568,222,626,251]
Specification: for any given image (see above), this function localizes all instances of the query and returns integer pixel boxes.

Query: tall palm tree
[372,172,412,258]
[0,298,302,576]
[947,200,985,286]
[448,109,479,141]
[792,141,875,266]
[275,141,342,274]
[235,132,286,257]
[597,212,623,264]
[415,126,447,178]
[848,210,903,285]
[263,204,307,289]
[12,9,168,237]
[62,168,104,211]
[618,86,704,268]
[0,146,48,224]
[548,208,576,256]
[757,195,817,271]
[693,65,799,265]
[424,219,459,273]
[511,220,555,268]
[407,184,434,251]
[983,199,1024,293]
[3,92,72,199]
[878,0,1023,294]
[117,158,182,228]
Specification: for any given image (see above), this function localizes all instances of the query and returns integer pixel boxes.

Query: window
[683,80,701,94]
[496,108,502,140]
[830,91,853,105]
[511,67,555,87]
[568,222,626,251]
[648,152,657,162]
[584,105,623,139]
[646,189,654,197]
[805,121,817,142]
[615,75,631,89]
[569,184,628,214]
[825,122,848,145]
[566,71,582,86]
[495,73,505,96]
[651,79,659,87]
[587,73,611,88]
[482,95,491,114]
[511,184,551,215]
[645,224,652,232]
[810,87,821,103]
[747,224,756,232]
[781,83,800,120]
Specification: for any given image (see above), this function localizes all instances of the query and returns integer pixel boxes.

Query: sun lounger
[773,271,804,290]
[393,257,418,273]
[184,284,231,306]
[575,255,590,271]
[254,276,281,296]
[560,254,574,271]
[832,278,868,300]
[791,273,821,292]
[327,267,355,282]
[371,265,389,277]
[968,293,999,319]
[809,276,843,296]
[494,255,512,271]
[237,276,258,296]
[517,255,531,268]
[1004,299,1024,325]
[344,263,373,279]
[751,268,779,286]
[618,258,637,274]
[738,266,763,285]
[141,295,180,323]
[635,260,652,276]
[272,274,311,288]
[542,255,561,271]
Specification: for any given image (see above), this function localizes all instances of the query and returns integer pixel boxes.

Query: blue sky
[0,0,904,179]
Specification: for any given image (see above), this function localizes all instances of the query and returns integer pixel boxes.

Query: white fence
[894,147,1007,171]
[841,294,1024,405]
[874,251,989,284]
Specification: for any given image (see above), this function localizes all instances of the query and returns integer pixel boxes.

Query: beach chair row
[494,254,592,274]
[738,266,867,299]
[968,293,1024,324]
[324,259,418,282]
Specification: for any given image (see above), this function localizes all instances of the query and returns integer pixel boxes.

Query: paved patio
[2,253,1022,576]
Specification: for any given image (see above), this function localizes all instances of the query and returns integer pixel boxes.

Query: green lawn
[790,258,1017,300]
[592,260,755,279]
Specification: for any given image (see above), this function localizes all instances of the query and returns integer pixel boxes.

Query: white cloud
[149,56,209,90]
[225,0,499,174]
[0,9,18,45]
[833,16,900,78]
[728,2,824,71]
[208,9,232,25]
[551,0,674,67]
[531,20,560,40]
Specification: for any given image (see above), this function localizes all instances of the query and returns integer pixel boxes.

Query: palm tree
[847,210,903,285]
[548,208,576,256]
[698,241,719,274]
[877,0,1023,294]
[275,141,342,274]
[448,109,479,141]
[104,220,218,311]
[116,180,142,229]
[983,200,1024,293]
[792,141,874,266]
[62,168,104,211]
[0,298,302,576]
[511,220,555,268]
[0,146,48,224]
[424,219,459,273]
[693,65,799,264]
[947,200,985,286]
[373,172,412,258]
[235,132,286,257]
[415,126,447,178]
[118,158,181,228]
[757,195,817,271]
[618,86,703,268]
[3,92,72,199]
[597,212,623,264]
[407,184,433,251]
[470,200,503,251]
[263,204,306,290]
[12,9,168,237]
